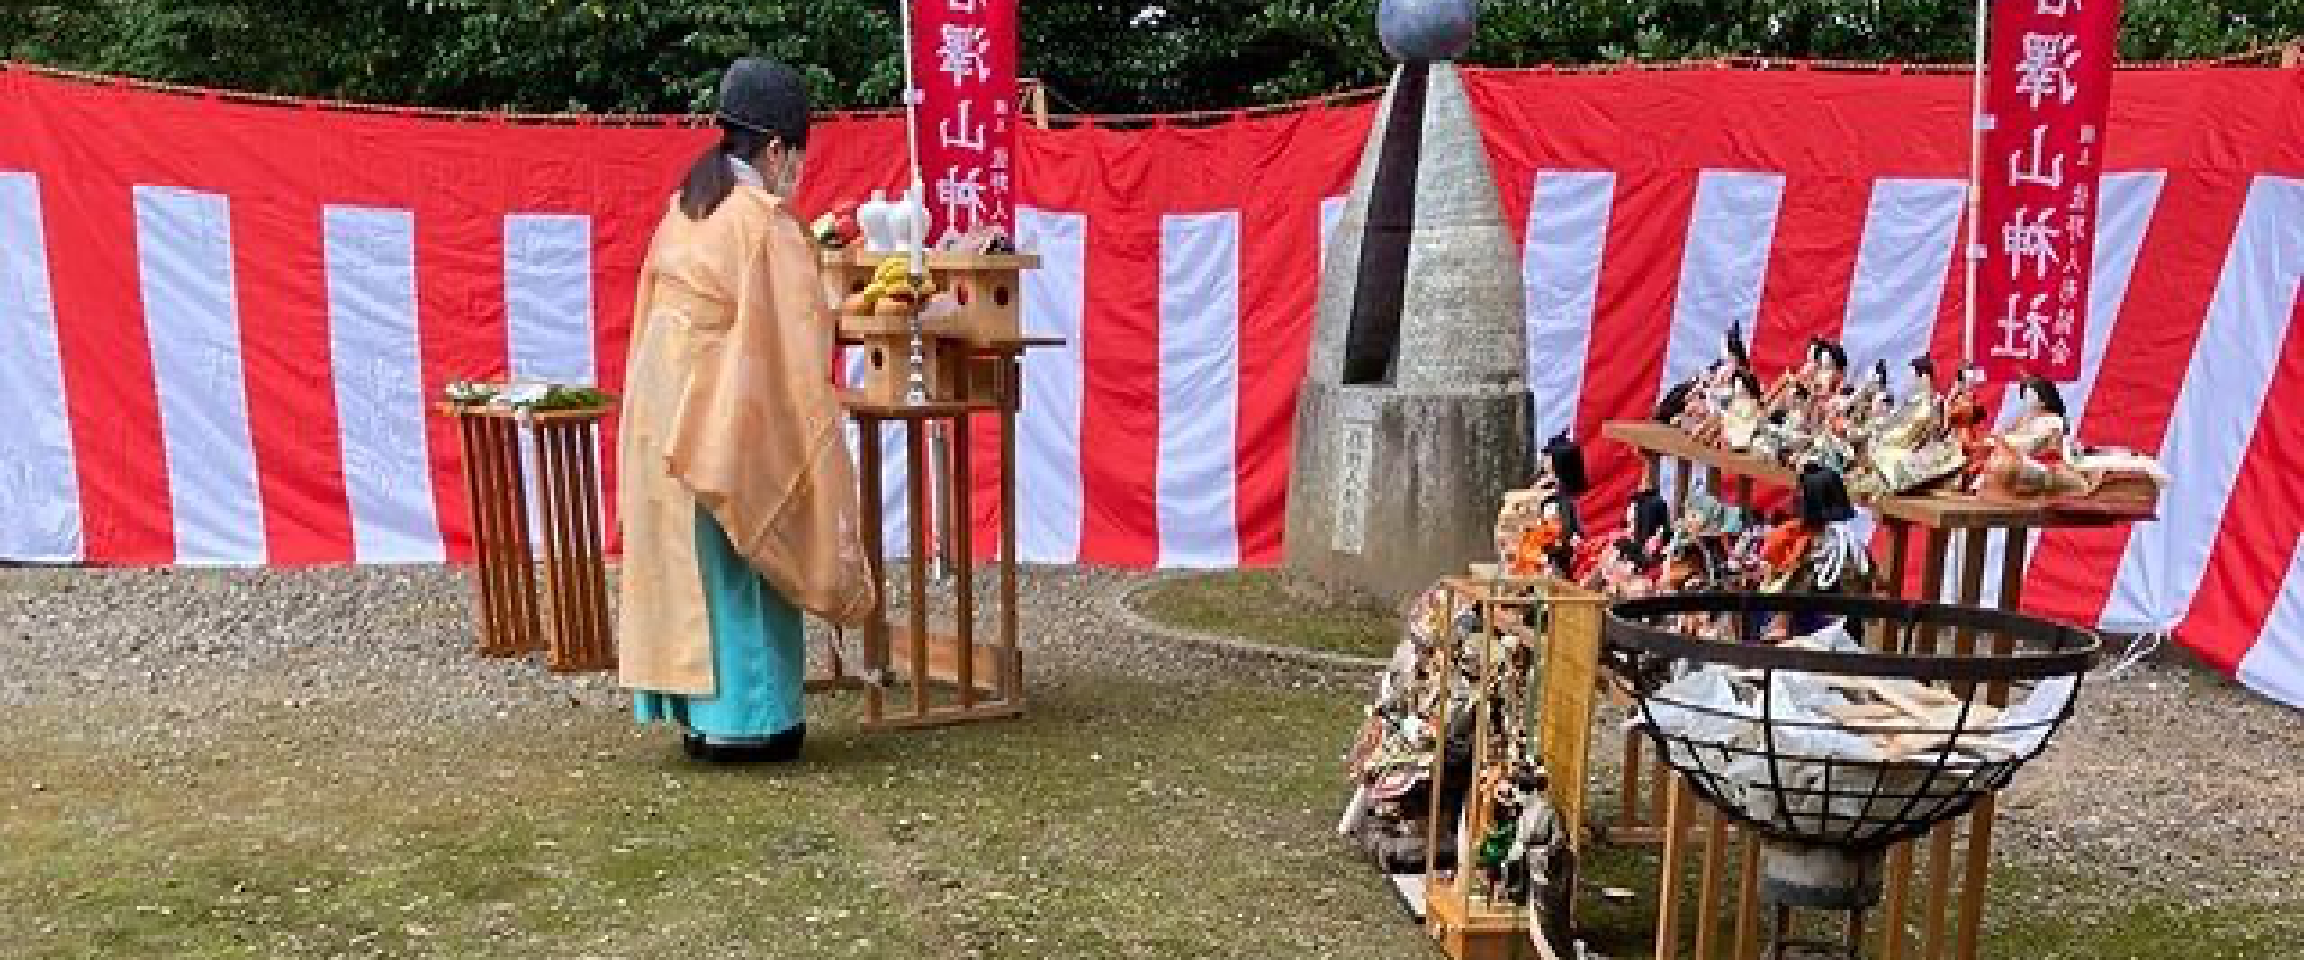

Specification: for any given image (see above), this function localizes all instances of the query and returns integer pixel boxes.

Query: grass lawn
[1,677,1431,959]
[6,563,2296,958]
[1129,570,1398,659]
[1561,831,2299,959]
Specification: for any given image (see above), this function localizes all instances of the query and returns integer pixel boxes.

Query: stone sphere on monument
[1377,0,1479,63]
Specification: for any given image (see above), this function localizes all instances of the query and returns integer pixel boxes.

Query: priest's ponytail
[678,124,773,221]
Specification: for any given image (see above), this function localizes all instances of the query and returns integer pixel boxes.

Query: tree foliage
[2,1,2298,115]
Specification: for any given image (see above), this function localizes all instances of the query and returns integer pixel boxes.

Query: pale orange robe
[617,186,876,696]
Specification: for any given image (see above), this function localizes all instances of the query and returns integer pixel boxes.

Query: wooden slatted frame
[440,404,613,673]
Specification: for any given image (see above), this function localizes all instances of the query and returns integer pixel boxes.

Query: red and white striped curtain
[1,63,2299,707]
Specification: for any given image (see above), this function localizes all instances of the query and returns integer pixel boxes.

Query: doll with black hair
[1670,323,1753,439]
[1944,361,1995,483]
[1750,466,1874,641]
[1972,375,2089,498]
[1496,433,1590,578]
[1702,368,1765,450]
[1811,339,1850,397]
[1842,359,1892,438]
[1581,488,1674,597]
[1856,355,1962,497]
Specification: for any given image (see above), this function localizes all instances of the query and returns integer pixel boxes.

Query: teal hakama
[631,506,807,744]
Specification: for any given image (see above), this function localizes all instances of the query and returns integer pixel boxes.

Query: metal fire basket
[1602,592,2098,958]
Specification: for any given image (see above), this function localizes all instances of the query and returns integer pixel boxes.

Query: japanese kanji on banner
[1976,0,2125,383]
[908,0,1018,246]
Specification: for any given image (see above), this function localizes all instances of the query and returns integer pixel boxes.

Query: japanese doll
[1675,323,1754,439]
[1945,362,1995,483]
[1494,434,1589,578]
[1751,386,1816,465]
[1801,378,1870,476]
[1857,357,1962,497]
[1577,489,1673,597]
[1754,466,1875,640]
[1842,360,1892,437]
[1702,369,1766,451]
[1970,375,2171,507]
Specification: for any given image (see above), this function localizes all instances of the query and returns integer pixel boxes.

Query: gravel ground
[5,562,2300,911]
[0,564,1359,736]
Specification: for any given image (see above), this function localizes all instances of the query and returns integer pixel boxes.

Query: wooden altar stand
[1597,419,2147,960]
[439,404,614,673]
[809,247,1058,731]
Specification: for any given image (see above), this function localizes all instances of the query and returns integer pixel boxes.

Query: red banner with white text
[908,0,1018,245]
[1976,0,2126,382]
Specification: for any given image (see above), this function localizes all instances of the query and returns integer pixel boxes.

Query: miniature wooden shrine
[808,247,1058,732]
[438,403,614,673]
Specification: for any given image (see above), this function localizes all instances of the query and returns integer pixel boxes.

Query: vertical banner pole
[1964,0,1990,365]
[897,0,928,278]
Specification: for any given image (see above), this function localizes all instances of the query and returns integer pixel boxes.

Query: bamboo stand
[440,404,615,673]
[1600,420,2146,960]
[1423,575,1606,960]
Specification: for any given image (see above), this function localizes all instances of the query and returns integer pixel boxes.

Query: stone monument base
[1284,382,1532,607]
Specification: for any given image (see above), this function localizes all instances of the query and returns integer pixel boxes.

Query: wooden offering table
[438,403,614,673]
[819,392,1024,731]
[1599,419,2147,960]
[812,246,1059,732]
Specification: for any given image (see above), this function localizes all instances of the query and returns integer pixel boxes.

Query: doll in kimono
[1970,375,2076,498]
[1752,386,1816,465]
[1496,434,1589,578]
[1809,340,1850,402]
[1970,375,2171,505]
[1857,356,1960,498]
[1754,466,1873,640]
[1704,369,1766,451]
[1945,362,1995,485]
[1580,489,1673,597]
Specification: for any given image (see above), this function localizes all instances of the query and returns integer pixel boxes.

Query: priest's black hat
[716,58,810,148]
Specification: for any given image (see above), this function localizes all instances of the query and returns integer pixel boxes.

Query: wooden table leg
[1695,806,1728,959]
[907,417,932,718]
[1951,527,2030,960]
[952,412,976,709]
[1654,780,1690,960]
[1921,537,1988,960]
[452,414,497,653]
[536,420,573,670]
[499,417,543,654]
[858,416,887,725]
[1619,733,1645,836]
[576,418,611,668]
[1734,828,1763,960]
[1000,361,1023,705]
[1880,840,1915,960]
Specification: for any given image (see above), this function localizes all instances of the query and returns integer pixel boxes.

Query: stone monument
[1284,0,1532,605]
